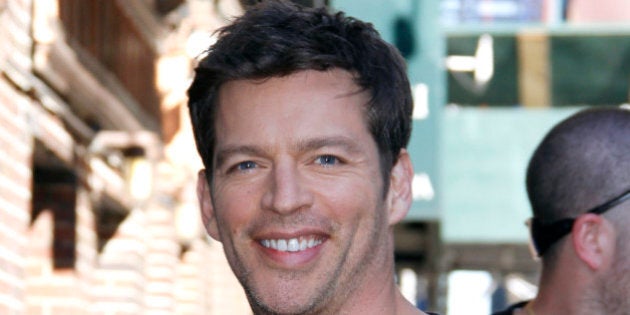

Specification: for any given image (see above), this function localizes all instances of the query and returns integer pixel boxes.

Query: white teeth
[260,237,323,252]
[277,239,288,251]
[287,239,299,251]
[299,238,307,251]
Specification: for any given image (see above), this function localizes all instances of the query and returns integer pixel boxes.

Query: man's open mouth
[260,236,323,252]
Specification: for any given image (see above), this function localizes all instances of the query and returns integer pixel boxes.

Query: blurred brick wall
[0,0,35,313]
[0,0,249,314]
[0,63,31,315]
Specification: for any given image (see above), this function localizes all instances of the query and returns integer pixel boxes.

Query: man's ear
[197,170,221,242]
[387,149,414,226]
[571,213,615,270]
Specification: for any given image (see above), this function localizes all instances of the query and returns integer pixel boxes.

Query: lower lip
[257,241,325,267]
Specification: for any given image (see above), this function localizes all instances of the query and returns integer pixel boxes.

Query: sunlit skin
[196,69,420,314]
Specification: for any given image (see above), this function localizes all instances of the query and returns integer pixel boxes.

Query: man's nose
[261,158,313,214]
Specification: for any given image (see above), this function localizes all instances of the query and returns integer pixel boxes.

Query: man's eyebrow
[214,145,267,169]
[294,136,364,155]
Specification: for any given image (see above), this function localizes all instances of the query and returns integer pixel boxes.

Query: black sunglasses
[527,189,630,257]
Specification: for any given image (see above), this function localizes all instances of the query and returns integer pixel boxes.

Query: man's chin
[245,286,330,315]
[249,299,319,315]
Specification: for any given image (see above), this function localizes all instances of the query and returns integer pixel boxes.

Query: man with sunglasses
[493,107,630,315]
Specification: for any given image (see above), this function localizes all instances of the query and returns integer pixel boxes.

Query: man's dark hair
[526,107,630,261]
[188,1,412,182]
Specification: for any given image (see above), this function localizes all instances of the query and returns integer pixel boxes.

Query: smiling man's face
[197,69,408,314]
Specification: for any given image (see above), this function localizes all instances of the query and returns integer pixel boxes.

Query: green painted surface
[441,107,582,243]
[446,29,630,106]
[551,34,630,105]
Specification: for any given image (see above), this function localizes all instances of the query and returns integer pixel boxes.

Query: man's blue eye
[315,155,338,166]
[237,161,257,171]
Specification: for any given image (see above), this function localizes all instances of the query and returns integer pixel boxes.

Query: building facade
[0,0,250,314]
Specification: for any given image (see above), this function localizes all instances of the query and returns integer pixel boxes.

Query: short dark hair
[188,1,412,181]
[526,107,630,258]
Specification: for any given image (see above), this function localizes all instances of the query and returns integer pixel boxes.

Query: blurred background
[0,0,628,314]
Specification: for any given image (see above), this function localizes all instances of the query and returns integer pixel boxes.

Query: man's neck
[394,290,426,315]
[531,271,599,315]
[330,263,424,315]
